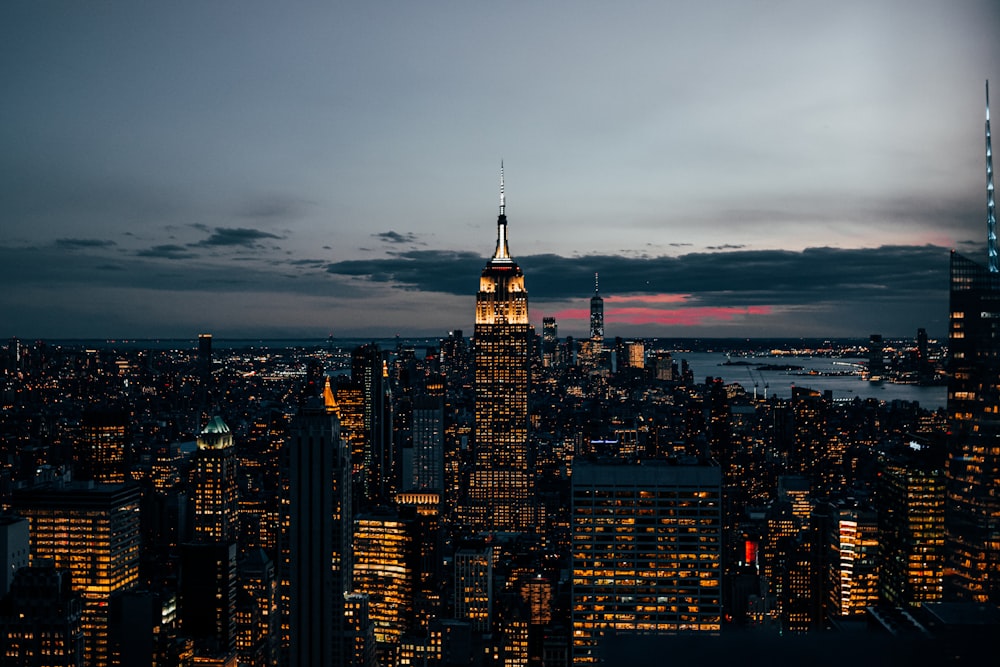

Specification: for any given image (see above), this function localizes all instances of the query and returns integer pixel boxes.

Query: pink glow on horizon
[549,304,773,326]
[605,294,691,305]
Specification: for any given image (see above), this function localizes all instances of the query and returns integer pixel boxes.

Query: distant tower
[198,333,213,373]
[987,81,997,272]
[468,165,534,532]
[589,273,604,351]
[867,334,885,382]
[198,333,213,426]
[541,316,558,367]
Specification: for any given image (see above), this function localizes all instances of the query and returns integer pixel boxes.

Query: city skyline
[3,2,1000,339]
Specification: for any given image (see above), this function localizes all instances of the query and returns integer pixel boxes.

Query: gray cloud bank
[1,242,953,338]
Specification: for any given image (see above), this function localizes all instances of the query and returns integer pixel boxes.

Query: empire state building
[467,167,534,532]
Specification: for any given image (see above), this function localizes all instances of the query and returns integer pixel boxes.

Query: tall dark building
[285,383,353,666]
[945,251,1000,602]
[198,333,213,370]
[467,167,534,532]
[179,542,237,655]
[867,333,885,382]
[944,84,1000,603]
[352,344,394,509]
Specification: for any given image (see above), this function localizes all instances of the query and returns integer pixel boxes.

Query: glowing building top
[323,376,340,417]
[197,415,234,450]
[477,163,528,326]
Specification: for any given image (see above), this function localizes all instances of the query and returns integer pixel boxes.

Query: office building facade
[571,461,722,663]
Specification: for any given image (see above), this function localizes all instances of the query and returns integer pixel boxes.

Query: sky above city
[3,1,999,340]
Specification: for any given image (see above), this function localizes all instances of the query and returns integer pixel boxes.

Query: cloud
[327,249,483,296]
[238,195,310,220]
[286,258,328,267]
[326,244,952,336]
[0,241,956,338]
[373,231,419,244]
[326,244,948,304]
[137,244,197,260]
[194,227,284,247]
[54,238,117,249]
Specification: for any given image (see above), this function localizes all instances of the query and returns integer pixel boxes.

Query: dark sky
[3,2,999,339]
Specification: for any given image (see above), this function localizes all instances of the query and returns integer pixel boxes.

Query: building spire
[988,80,997,272]
[594,272,600,295]
[322,376,340,416]
[492,162,512,262]
[500,160,505,216]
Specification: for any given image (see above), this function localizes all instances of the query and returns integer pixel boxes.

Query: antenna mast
[988,81,997,271]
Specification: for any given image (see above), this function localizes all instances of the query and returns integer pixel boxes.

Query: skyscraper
[944,85,1000,603]
[945,251,1000,602]
[468,166,534,532]
[351,344,394,509]
[285,381,353,666]
[191,415,238,544]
